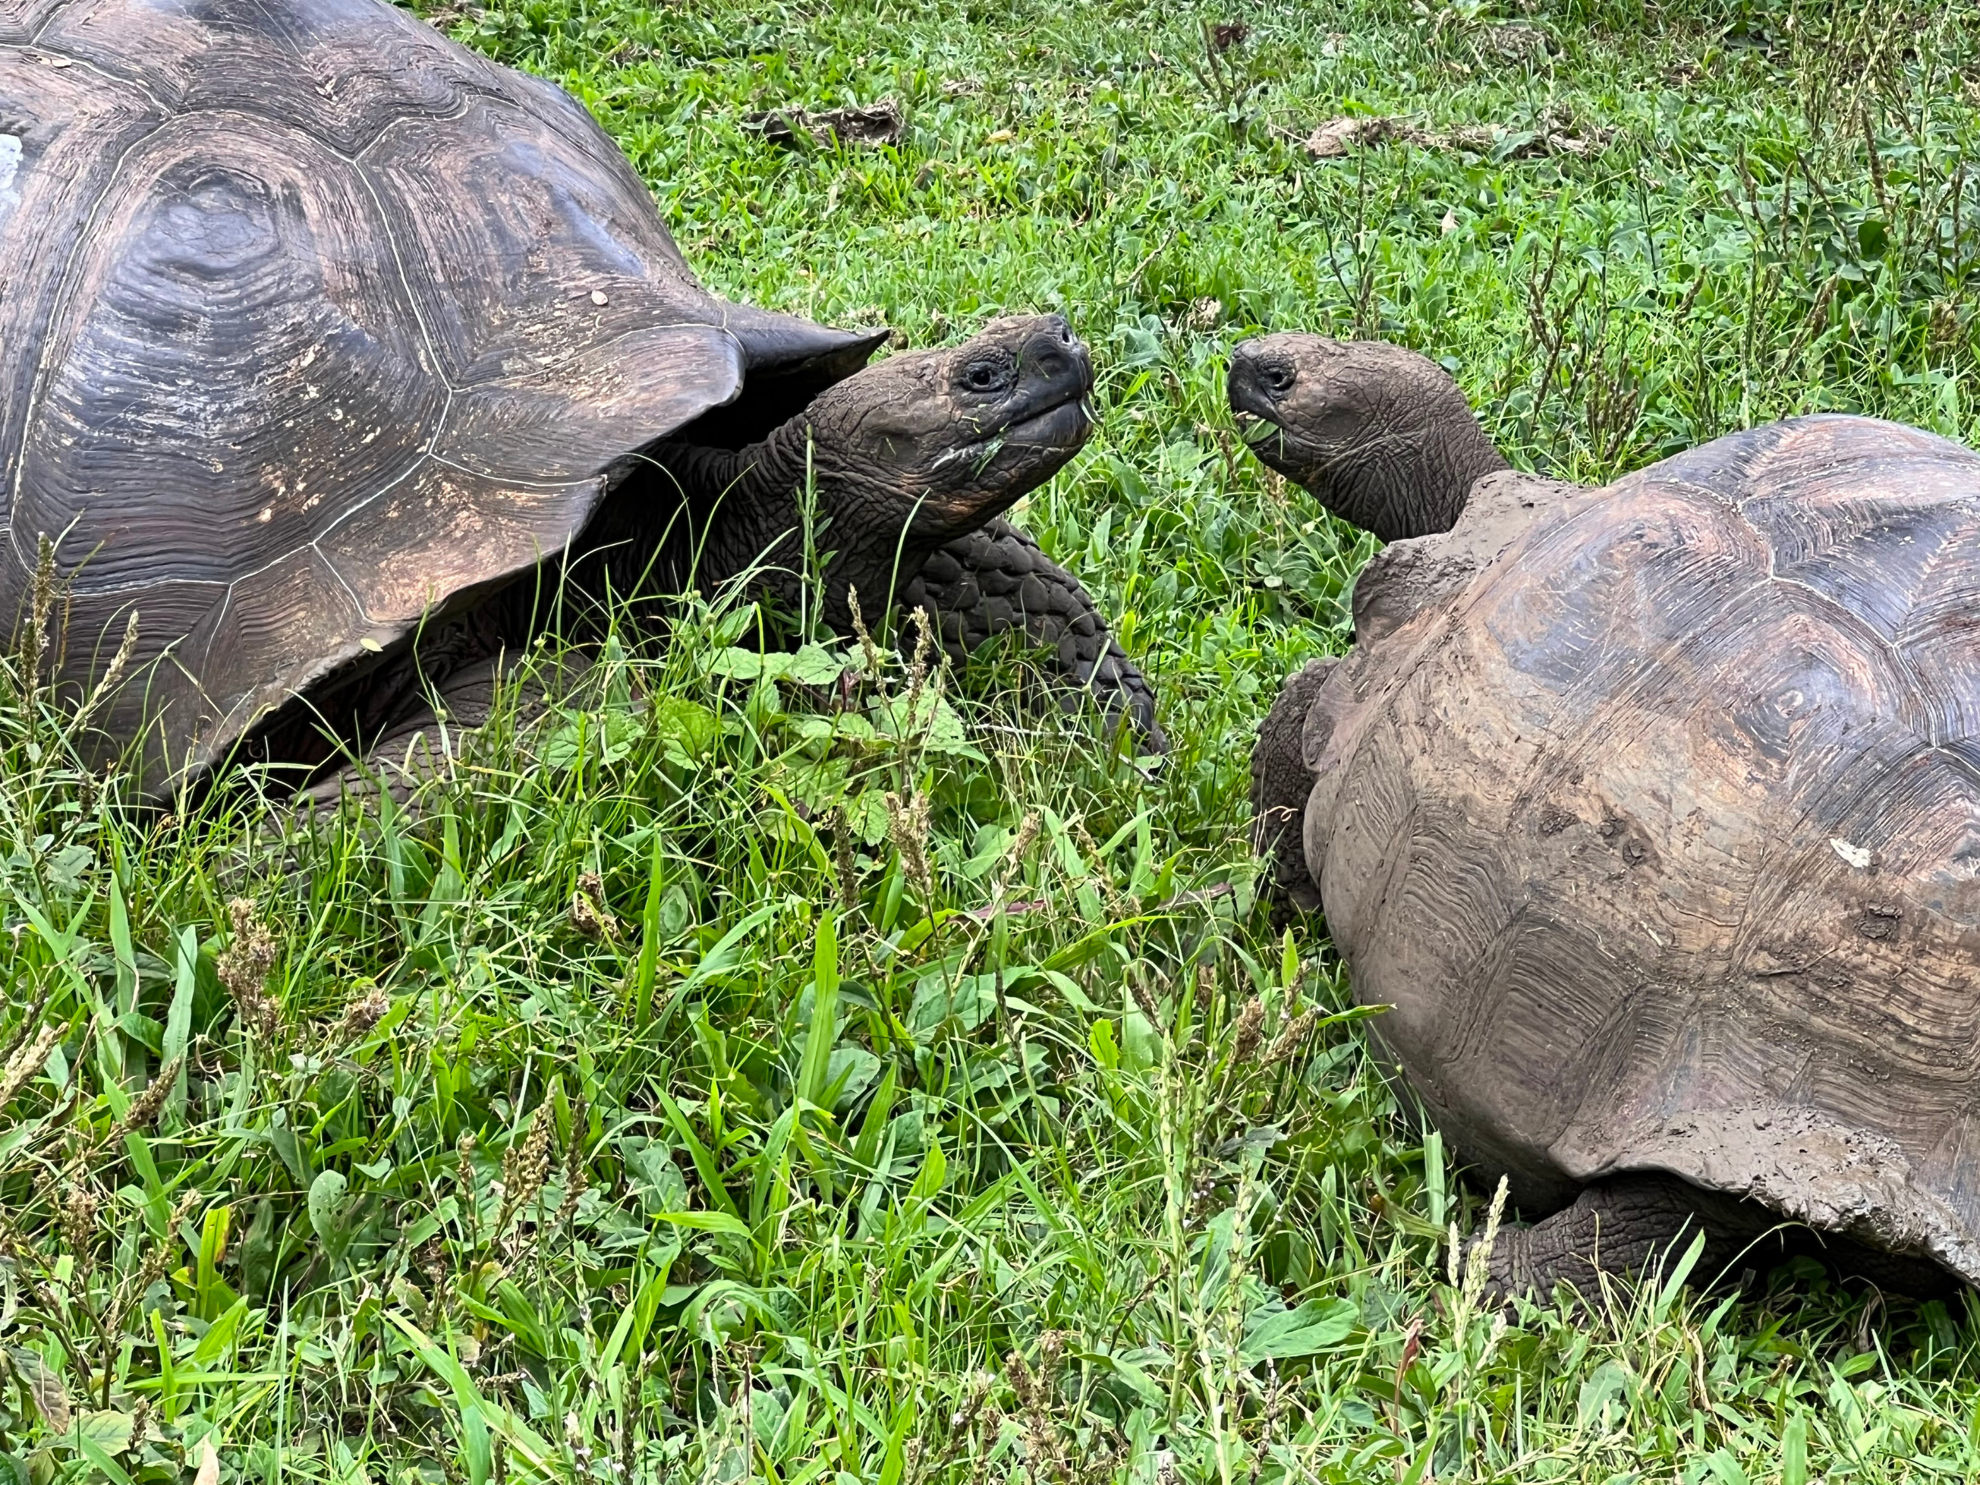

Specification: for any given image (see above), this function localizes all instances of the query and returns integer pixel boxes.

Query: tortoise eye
[1261,362,1296,394]
[961,355,1013,394]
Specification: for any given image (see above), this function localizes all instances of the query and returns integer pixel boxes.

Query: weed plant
[2,0,1978,1480]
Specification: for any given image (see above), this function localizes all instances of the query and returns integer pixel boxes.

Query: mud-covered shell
[0,0,876,787]
[1304,414,1980,1282]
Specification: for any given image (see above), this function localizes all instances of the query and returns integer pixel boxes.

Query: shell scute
[2,0,763,784]
[315,462,593,630]
[0,47,163,545]
[34,0,504,154]
[432,323,743,485]
[0,2,68,42]
[14,114,443,595]
[362,95,710,388]
[1318,414,1980,1279]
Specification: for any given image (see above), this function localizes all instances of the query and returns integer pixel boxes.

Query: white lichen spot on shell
[0,135,22,214]
[1830,837,1872,870]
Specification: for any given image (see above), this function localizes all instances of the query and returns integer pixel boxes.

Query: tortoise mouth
[1232,407,1279,446]
[1232,408,1298,474]
[1227,368,1288,444]
[939,386,1093,474]
[1001,394,1093,450]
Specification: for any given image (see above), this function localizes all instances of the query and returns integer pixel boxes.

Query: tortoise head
[1228,334,1508,542]
[800,313,1094,545]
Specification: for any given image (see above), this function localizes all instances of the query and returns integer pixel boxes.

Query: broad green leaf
[1096,1348,1165,1406]
[825,1045,880,1115]
[1782,1413,1809,1485]
[908,969,996,1039]
[308,1169,354,1262]
[1576,1359,1634,1432]
[783,642,847,686]
[651,696,718,758]
[868,689,983,758]
[708,647,765,680]
[909,1138,946,1203]
[654,1209,754,1241]
[621,1139,689,1217]
[77,1411,134,1454]
[1089,1017,1120,1071]
[792,712,879,744]
[849,788,891,846]
[1239,1297,1358,1362]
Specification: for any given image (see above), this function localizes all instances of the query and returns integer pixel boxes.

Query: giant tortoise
[1235,332,1980,1297]
[0,0,1158,799]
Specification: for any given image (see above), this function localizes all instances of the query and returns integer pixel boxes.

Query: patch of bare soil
[1302,105,1611,162]
[745,100,906,150]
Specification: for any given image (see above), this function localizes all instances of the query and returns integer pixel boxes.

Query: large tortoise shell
[0,0,868,787]
[1308,415,1980,1281]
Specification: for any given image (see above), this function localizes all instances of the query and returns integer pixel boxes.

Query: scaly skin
[1227,335,1508,542]
[270,315,1162,792]
[635,314,1096,629]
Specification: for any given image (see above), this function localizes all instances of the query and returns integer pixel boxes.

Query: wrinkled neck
[1320,415,1510,543]
[633,418,947,631]
[661,426,811,593]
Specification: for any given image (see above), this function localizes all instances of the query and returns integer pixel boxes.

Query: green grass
[4,0,1980,1480]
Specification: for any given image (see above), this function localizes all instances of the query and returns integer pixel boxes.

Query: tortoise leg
[1483,1174,1777,1300]
[1485,1174,1963,1302]
[290,659,501,815]
[1251,657,1335,915]
[1804,1232,1962,1300]
[294,651,585,815]
[897,517,1165,753]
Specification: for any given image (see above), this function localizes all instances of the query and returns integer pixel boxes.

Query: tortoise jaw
[1226,360,1296,461]
[924,390,1091,528]
[1231,410,1300,481]
[970,311,1094,453]
[1000,391,1093,451]
[1231,407,1280,451]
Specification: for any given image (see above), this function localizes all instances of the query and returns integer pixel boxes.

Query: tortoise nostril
[1028,346,1070,380]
